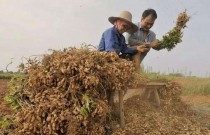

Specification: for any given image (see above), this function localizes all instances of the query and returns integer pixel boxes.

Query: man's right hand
[136,45,149,52]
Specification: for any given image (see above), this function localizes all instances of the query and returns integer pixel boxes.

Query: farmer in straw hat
[98,11,149,61]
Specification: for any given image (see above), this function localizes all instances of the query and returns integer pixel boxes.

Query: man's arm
[121,43,137,54]
[145,33,163,51]
[151,43,163,50]
[121,37,148,54]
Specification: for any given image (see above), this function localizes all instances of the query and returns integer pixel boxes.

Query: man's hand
[136,45,149,52]
[150,40,160,48]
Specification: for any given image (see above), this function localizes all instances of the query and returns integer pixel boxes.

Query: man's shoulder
[103,27,115,35]
[104,26,114,32]
[149,30,156,36]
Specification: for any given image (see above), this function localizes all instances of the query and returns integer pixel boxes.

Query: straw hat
[108,11,138,34]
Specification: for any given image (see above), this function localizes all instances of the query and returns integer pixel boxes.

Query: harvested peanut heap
[113,81,209,135]
[10,48,146,135]
[160,10,190,51]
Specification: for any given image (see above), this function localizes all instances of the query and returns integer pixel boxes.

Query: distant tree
[188,71,192,76]
[6,58,14,72]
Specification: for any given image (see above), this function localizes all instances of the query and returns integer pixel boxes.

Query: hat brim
[108,16,138,34]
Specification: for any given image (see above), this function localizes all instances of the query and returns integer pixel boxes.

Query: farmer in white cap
[98,11,148,61]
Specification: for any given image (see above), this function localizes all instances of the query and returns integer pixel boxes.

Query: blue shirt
[98,26,137,55]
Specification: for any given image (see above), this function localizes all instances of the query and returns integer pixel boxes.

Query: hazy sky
[0,0,210,77]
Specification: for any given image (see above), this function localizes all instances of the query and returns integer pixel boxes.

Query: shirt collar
[113,26,121,36]
[138,22,142,29]
[138,22,151,35]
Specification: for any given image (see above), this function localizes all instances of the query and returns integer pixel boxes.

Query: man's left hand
[150,40,160,48]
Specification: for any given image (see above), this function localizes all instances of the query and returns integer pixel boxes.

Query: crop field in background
[144,71,210,95]
[1,71,210,95]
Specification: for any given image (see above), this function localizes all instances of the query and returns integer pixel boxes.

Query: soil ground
[0,79,13,115]
[123,88,210,130]
[181,95,210,130]
[0,79,13,135]
[0,79,210,134]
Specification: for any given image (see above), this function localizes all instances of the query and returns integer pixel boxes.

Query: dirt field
[0,79,9,99]
[181,95,210,130]
[0,79,13,116]
[0,79,210,134]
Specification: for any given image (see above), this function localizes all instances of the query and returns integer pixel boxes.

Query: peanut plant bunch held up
[160,10,190,51]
